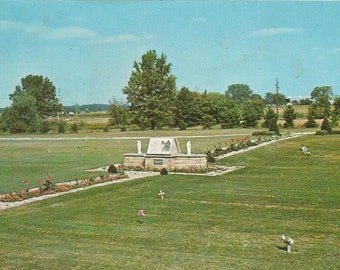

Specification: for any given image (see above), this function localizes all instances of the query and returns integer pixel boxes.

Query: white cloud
[0,20,146,43]
[0,20,97,40]
[98,34,137,43]
[251,27,303,37]
[97,33,156,44]
[49,26,98,40]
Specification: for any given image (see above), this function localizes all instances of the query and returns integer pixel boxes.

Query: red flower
[23,180,29,185]
[37,179,43,186]
[231,138,235,142]
[88,170,93,176]
[47,175,52,181]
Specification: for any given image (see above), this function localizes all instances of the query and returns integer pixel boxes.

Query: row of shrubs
[316,130,340,135]
[205,133,290,162]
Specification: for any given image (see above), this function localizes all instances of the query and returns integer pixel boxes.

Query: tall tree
[205,92,241,128]
[123,50,176,129]
[175,87,202,128]
[264,92,286,106]
[310,86,333,118]
[2,74,61,133]
[1,93,39,133]
[9,74,61,117]
[225,84,253,104]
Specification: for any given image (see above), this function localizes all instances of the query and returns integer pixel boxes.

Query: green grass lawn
[0,130,261,193]
[0,133,339,269]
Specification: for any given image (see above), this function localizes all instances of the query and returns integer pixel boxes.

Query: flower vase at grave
[287,245,291,252]
[281,234,294,253]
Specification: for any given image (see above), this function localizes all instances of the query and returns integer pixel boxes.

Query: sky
[0,0,339,108]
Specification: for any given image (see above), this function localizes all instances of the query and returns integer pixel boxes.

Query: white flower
[281,234,294,245]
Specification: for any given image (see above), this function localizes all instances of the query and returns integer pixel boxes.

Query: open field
[0,132,339,269]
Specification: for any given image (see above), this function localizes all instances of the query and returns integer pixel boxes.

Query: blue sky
[0,0,339,107]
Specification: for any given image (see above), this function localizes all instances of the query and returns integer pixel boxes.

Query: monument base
[123,154,145,168]
[124,154,207,171]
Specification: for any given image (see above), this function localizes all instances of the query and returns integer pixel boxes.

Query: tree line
[110,50,339,133]
[1,50,339,134]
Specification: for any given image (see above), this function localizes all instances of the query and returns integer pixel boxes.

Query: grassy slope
[0,135,339,269]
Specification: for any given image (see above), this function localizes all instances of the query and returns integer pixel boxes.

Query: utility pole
[275,77,279,114]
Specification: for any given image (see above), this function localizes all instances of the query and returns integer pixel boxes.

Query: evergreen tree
[321,117,332,134]
[305,106,318,128]
[241,99,264,128]
[282,105,297,128]
[263,107,279,134]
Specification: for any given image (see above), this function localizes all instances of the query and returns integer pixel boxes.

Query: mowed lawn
[0,134,339,269]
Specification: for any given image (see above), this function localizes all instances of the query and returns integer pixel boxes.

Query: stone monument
[124,137,207,170]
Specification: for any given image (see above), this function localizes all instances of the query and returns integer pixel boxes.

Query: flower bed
[206,133,292,160]
[0,173,127,203]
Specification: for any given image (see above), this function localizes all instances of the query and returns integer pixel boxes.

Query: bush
[70,122,78,133]
[39,121,50,134]
[160,168,168,175]
[206,151,216,163]
[9,120,27,133]
[57,121,67,133]
[315,130,328,135]
[107,164,118,174]
[178,121,187,130]
[252,131,277,136]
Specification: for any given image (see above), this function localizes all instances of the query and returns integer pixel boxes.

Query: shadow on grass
[276,245,287,251]
[276,246,299,253]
